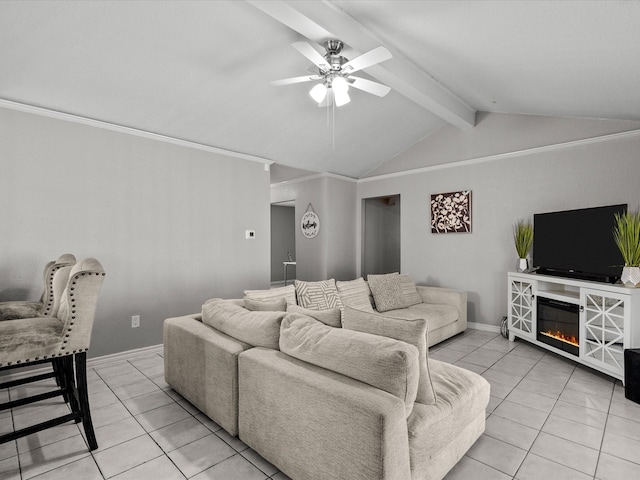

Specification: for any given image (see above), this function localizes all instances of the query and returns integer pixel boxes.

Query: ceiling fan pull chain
[332,99,336,151]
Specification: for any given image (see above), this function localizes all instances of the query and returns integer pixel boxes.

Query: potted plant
[513,220,534,272]
[613,209,640,287]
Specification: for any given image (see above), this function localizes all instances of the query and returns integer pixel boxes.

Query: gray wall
[0,107,271,357]
[271,174,357,282]
[357,113,640,329]
[270,204,295,282]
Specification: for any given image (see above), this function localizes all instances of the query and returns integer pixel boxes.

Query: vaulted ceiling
[1,1,639,180]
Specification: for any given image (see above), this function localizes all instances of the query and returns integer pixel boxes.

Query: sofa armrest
[415,286,467,328]
[239,348,412,480]
[163,314,252,435]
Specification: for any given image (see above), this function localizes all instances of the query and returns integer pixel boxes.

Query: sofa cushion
[367,273,407,312]
[294,279,344,311]
[202,299,285,349]
[343,306,436,405]
[407,360,490,477]
[287,305,342,328]
[386,303,459,331]
[399,275,423,307]
[336,277,374,313]
[0,301,43,321]
[244,285,297,307]
[280,313,419,416]
[244,297,287,312]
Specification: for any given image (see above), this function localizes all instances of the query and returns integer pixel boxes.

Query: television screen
[533,204,627,283]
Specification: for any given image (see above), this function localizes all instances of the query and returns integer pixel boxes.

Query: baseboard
[87,344,164,368]
[467,322,501,334]
[0,344,164,381]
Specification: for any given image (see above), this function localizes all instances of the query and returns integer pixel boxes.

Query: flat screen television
[532,204,627,283]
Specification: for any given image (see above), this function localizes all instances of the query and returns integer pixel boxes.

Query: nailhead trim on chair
[0,266,106,368]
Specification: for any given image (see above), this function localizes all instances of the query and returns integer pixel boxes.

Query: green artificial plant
[513,220,534,259]
[613,209,640,267]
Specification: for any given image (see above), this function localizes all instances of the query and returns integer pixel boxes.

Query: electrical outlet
[245,230,256,239]
[131,315,140,328]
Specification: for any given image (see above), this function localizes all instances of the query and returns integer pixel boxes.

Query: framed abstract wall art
[430,190,472,233]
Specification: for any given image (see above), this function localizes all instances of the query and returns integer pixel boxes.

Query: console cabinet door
[580,288,629,378]
[509,278,536,340]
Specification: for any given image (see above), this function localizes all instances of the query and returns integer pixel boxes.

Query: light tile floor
[2,329,640,479]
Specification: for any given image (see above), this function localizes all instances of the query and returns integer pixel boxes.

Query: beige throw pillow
[294,279,343,311]
[202,298,285,349]
[342,306,437,405]
[287,305,342,328]
[367,272,407,312]
[336,277,374,313]
[244,284,297,307]
[280,313,419,416]
[399,274,423,307]
[244,297,287,312]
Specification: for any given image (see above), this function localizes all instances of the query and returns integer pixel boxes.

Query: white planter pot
[621,266,640,287]
[516,258,529,273]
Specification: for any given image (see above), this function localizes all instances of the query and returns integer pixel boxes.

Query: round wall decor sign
[301,210,320,238]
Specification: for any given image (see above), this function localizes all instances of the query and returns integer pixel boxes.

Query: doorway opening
[362,195,400,277]
[271,201,296,286]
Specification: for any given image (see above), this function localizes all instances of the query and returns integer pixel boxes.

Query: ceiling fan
[272,40,392,107]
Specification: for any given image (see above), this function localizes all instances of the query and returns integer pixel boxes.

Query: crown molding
[358,128,640,183]
[271,171,357,188]
[0,99,274,165]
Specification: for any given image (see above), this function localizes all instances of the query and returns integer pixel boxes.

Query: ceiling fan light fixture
[334,89,350,107]
[332,76,349,94]
[309,83,327,103]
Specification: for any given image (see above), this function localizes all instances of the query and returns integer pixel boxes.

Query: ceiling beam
[248,0,476,129]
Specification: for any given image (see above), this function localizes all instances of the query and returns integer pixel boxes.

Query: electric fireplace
[537,297,579,356]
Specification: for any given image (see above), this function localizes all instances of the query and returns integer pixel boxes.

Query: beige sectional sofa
[163,274,488,480]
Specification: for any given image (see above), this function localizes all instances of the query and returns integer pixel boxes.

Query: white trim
[87,344,163,369]
[0,345,165,382]
[358,129,640,183]
[0,99,274,166]
[271,171,357,188]
[467,322,501,334]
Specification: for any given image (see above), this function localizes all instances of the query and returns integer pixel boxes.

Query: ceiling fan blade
[292,42,330,72]
[341,46,392,74]
[271,75,322,86]
[348,76,391,97]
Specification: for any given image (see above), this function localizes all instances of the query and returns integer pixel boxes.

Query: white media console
[508,272,640,382]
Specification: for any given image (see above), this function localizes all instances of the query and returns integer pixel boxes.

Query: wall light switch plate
[131,315,140,328]
[245,230,256,239]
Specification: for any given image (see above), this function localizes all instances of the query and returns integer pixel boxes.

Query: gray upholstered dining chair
[0,253,76,320]
[0,258,105,451]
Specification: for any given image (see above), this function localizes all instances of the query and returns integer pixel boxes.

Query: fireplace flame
[540,330,579,347]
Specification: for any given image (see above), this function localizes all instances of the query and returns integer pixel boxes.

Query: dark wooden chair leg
[62,356,80,416]
[53,357,72,406]
[74,352,98,450]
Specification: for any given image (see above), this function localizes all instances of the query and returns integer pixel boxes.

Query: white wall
[357,113,640,329]
[0,107,271,357]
